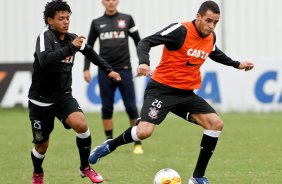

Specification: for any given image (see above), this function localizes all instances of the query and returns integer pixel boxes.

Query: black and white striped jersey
[84,12,141,71]
[28,26,112,103]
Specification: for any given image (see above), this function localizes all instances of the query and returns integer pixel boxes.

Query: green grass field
[0,108,281,184]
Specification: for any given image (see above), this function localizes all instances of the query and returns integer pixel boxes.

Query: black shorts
[28,95,83,144]
[139,79,216,125]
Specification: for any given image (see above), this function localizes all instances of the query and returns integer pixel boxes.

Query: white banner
[1,58,282,112]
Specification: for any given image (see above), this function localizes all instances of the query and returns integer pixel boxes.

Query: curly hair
[43,0,72,25]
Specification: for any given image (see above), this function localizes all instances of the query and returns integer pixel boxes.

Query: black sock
[31,152,44,174]
[76,136,91,170]
[105,130,113,140]
[193,134,218,178]
[134,140,142,145]
[109,127,134,151]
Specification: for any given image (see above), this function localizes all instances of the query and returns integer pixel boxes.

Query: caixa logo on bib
[255,71,282,103]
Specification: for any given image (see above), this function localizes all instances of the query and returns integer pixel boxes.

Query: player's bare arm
[238,61,254,71]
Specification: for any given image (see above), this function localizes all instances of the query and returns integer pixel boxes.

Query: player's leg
[171,94,222,183]
[58,96,90,170]
[89,79,173,164]
[31,143,47,184]
[117,70,138,121]
[32,142,49,172]
[57,96,103,183]
[117,69,143,154]
[190,113,223,130]
[130,119,144,154]
[110,120,155,149]
[106,120,154,154]
[102,119,114,139]
[98,69,116,140]
[88,121,155,164]
[189,113,223,181]
[28,100,55,184]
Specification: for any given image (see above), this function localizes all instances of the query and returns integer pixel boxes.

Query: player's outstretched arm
[237,61,254,71]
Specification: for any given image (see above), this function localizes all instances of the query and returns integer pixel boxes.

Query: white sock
[131,126,140,141]
[32,147,45,159]
[76,128,91,139]
[204,129,221,138]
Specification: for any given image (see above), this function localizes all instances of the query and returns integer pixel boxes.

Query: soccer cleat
[32,173,44,184]
[89,139,112,164]
[188,176,209,184]
[80,166,104,183]
[133,144,144,154]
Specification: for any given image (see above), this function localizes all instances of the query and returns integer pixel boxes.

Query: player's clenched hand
[238,61,254,71]
[137,64,151,76]
[72,36,86,49]
[108,71,121,82]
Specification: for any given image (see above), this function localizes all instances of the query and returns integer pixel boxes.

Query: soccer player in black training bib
[28,0,121,183]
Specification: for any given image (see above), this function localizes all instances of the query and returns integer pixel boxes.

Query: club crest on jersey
[148,107,159,119]
[117,19,126,29]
